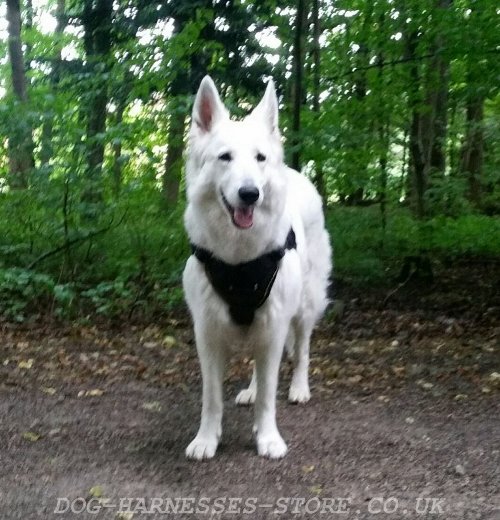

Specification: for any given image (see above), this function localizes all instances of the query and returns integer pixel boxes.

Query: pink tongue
[233,206,254,228]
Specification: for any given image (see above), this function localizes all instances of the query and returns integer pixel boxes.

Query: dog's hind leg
[237,323,295,406]
[186,330,226,460]
[288,317,314,403]
[235,367,256,405]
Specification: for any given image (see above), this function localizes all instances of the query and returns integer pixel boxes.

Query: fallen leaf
[78,389,104,397]
[22,431,41,442]
[89,486,104,498]
[41,387,56,395]
[302,465,315,474]
[142,401,162,412]
[163,336,177,348]
[392,366,405,377]
[488,372,500,384]
[116,513,134,520]
[18,359,34,370]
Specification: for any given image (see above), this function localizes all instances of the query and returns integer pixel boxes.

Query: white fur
[183,76,332,459]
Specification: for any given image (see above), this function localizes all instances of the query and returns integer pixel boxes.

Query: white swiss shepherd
[183,76,332,459]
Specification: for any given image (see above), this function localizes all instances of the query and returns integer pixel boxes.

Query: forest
[0,0,499,320]
[1,2,500,515]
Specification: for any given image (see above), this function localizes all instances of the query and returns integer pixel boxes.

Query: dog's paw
[288,383,310,404]
[256,433,288,459]
[235,387,256,405]
[185,436,218,460]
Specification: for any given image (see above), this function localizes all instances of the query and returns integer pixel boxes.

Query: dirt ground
[1,260,499,519]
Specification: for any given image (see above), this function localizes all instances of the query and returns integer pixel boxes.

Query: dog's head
[186,76,286,232]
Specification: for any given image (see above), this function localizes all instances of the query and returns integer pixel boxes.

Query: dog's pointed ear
[250,79,279,135]
[192,76,228,133]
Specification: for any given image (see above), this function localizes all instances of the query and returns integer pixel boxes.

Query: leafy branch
[28,213,127,270]
[326,48,500,81]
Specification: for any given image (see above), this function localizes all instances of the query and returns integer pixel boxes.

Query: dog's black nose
[238,186,260,205]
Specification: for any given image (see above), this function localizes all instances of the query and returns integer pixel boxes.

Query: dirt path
[1,275,499,519]
[1,380,499,519]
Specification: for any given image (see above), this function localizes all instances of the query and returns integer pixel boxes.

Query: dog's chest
[191,229,297,327]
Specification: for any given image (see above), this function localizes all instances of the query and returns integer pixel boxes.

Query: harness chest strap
[190,228,297,326]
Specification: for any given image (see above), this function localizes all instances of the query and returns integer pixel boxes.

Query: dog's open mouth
[221,192,254,229]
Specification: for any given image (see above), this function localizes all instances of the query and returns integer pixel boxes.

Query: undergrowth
[0,192,499,321]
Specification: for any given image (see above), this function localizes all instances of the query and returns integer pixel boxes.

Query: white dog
[182,76,331,459]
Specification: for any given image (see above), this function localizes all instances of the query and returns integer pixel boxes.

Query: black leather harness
[191,228,297,326]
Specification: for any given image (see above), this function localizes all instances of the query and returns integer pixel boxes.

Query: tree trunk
[82,0,113,200]
[459,2,485,209]
[25,0,33,72]
[428,0,452,212]
[406,0,451,218]
[447,98,457,174]
[291,0,307,172]
[311,0,325,200]
[40,0,66,168]
[376,24,389,243]
[161,16,189,206]
[405,28,428,219]
[347,2,373,205]
[112,98,127,198]
[461,96,484,207]
[6,0,34,188]
[163,97,187,205]
[429,50,448,176]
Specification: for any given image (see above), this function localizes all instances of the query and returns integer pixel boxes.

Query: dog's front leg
[253,328,288,458]
[186,332,226,460]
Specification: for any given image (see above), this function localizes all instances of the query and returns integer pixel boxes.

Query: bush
[0,268,56,321]
[1,183,499,320]
[327,205,500,284]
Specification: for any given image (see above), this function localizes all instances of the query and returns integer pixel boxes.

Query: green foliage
[0,0,499,320]
[0,179,189,320]
[0,268,55,321]
[328,206,500,284]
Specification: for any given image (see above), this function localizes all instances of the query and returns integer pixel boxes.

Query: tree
[6,0,34,188]
[310,0,325,199]
[82,0,113,201]
[291,0,307,172]
[404,0,453,218]
[461,80,485,207]
[39,0,67,169]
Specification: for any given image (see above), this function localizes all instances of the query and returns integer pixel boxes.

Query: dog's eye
[256,153,266,162]
[218,152,232,162]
